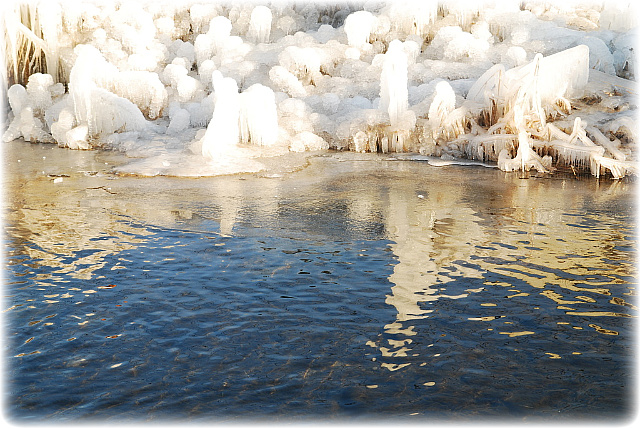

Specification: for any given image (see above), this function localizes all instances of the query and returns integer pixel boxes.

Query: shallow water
[3,141,636,422]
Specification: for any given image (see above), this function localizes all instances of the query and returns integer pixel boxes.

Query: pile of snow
[2,0,637,178]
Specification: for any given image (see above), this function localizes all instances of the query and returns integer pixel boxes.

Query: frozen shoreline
[2,1,638,178]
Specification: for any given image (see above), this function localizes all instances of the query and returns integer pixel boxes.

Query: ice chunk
[208,16,233,54]
[444,0,483,30]
[72,84,149,138]
[467,45,590,128]
[195,34,214,66]
[276,15,298,36]
[523,45,589,102]
[162,62,202,103]
[279,46,321,85]
[175,41,196,66]
[612,31,636,79]
[599,2,638,32]
[25,73,55,116]
[277,98,314,138]
[428,81,467,140]
[162,63,187,87]
[198,59,217,88]
[113,71,168,119]
[71,45,166,121]
[186,95,215,128]
[503,46,527,68]
[428,25,490,62]
[321,93,341,115]
[190,3,219,33]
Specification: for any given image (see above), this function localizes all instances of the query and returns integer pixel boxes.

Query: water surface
[3,141,636,422]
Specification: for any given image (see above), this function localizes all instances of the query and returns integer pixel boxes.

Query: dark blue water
[3,142,636,422]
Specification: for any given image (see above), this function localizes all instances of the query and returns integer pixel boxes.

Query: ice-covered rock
[50,108,76,147]
[167,108,191,135]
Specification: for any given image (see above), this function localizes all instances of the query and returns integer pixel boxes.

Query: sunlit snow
[2,0,637,177]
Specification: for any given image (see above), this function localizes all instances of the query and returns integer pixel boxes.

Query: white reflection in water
[365,170,635,371]
[385,185,486,322]
[365,181,487,370]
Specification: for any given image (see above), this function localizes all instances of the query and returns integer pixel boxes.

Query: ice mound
[2,0,637,179]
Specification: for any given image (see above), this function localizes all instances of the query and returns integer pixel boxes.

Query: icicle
[380,40,415,137]
[546,140,604,167]
[590,155,636,179]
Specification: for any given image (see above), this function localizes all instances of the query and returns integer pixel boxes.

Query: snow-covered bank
[2,1,637,177]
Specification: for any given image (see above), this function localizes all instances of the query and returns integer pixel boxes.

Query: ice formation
[2,0,637,178]
[344,10,376,48]
[239,83,279,147]
[247,5,272,44]
[201,73,240,159]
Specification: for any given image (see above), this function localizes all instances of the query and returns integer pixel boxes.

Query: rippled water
[3,141,636,422]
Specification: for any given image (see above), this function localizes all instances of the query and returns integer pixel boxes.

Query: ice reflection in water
[366,167,635,376]
[3,142,636,419]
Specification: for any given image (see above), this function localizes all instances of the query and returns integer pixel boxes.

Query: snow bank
[2,0,636,179]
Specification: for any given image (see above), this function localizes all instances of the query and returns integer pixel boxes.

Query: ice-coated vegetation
[2,0,637,178]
